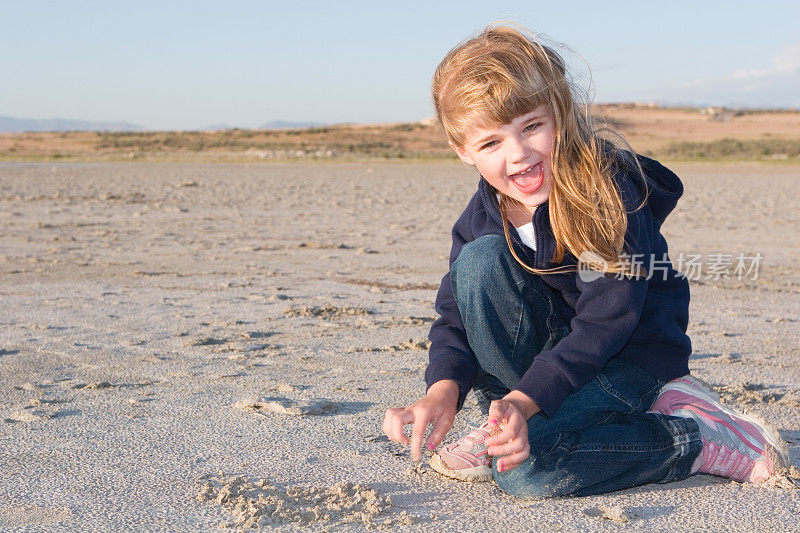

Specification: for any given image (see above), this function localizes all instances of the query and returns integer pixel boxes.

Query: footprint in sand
[188,337,228,347]
[72,381,114,390]
[0,503,73,528]
[14,382,52,391]
[240,331,276,340]
[5,398,78,423]
[233,396,338,416]
[583,506,638,523]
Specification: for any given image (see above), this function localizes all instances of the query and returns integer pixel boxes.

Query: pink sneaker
[650,375,790,483]
[429,422,501,482]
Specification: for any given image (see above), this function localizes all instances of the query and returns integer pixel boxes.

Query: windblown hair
[432,23,644,275]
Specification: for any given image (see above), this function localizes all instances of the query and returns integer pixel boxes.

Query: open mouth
[510,162,544,193]
[511,163,539,178]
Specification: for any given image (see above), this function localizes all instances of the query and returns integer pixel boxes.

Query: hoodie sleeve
[513,182,658,418]
[424,198,480,410]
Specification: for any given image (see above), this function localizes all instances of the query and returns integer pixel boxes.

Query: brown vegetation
[1,105,798,162]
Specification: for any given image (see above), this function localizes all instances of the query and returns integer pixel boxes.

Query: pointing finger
[409,412,431,462]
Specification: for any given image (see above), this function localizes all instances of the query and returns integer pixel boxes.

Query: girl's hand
[383,379,459,462]
[484,391,540,472]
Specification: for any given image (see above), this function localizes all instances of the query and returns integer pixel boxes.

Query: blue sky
[2,0,799,130]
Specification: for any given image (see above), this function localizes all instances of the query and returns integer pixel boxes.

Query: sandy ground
[1,161,799,531]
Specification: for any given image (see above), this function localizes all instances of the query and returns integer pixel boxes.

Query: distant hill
[201,120,327,131]
[202,123,235,131]
[259,120,325,130]
[0,116,144,133]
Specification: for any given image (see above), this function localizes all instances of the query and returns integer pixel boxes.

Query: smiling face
[452,105,556,216]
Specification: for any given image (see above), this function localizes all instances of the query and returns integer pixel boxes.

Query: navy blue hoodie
[424,155,692,417]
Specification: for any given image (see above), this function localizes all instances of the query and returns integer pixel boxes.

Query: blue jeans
[451,234,702,499]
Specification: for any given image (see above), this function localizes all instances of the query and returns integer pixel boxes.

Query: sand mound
[196,475,414,529]
[713,383,800,406]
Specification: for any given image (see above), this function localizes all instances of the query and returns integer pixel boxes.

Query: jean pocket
[595,359,661,414]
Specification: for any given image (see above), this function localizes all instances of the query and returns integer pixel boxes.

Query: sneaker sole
[429,453,493,482]
[658,377,791,476]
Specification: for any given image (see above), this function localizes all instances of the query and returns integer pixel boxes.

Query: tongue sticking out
[511,162,544,193]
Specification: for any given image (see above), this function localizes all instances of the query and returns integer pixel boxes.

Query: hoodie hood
[620,154,684,223]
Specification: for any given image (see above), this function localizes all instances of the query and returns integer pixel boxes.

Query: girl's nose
[508,135,531,163]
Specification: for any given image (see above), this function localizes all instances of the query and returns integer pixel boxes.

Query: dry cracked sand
[1,161,800,531]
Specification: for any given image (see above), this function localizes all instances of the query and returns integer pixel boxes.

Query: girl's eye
[480,140,497,150]
[524,122,541,132]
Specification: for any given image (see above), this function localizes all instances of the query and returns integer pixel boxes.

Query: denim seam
[639,379,666,410]
[510,283,545,361]
[562,441,689,454]
[596,376,636,412]
[510,292,526,365]
[657,417,702,483]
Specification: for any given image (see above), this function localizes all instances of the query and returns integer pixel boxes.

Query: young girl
[383,24,789,499]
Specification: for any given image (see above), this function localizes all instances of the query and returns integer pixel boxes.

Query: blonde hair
[432,23,644,276]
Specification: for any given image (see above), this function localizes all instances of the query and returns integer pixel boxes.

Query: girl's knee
[451,235,524,298]
[493,459,572,500]
[453,233,507,274]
